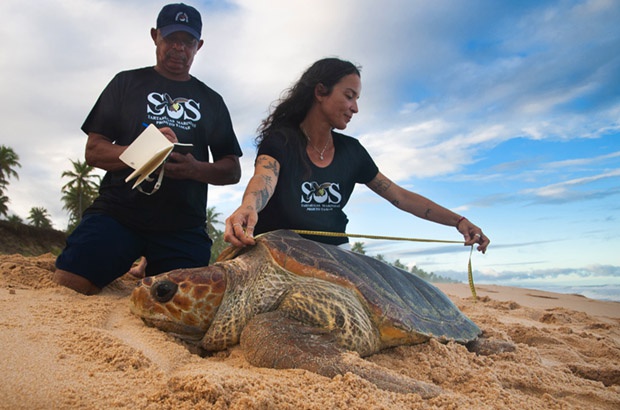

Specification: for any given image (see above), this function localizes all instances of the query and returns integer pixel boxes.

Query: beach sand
[1,252,619,409]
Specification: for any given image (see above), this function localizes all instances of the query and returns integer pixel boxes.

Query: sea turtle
[130,230,507,397]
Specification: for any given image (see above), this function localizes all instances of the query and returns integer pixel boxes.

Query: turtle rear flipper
[466,337,516,356]
[240,311,442,398]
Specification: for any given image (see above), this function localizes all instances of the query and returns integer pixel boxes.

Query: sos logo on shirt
[147,92,201,121]
[300,181,342,211]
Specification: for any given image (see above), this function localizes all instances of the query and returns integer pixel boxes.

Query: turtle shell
[220,230,481,343]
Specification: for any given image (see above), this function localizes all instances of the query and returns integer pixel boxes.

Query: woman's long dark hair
[256,58,361,147]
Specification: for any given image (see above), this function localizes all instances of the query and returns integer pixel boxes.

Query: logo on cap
[175,12,189,23]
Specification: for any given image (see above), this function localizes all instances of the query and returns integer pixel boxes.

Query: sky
[1,0,619,296]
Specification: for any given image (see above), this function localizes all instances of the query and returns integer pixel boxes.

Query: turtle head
[130,266,227,343]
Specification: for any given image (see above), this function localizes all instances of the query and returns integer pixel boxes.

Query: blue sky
[1,0,618,293]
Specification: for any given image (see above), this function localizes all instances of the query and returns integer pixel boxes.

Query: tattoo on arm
[369,176,392,194]
[247,188,270,212]
[253,188,271,211]
[261,159,279,178]
[249,174,275,212]
[260,174,273,190]
[424,208,432,219]
[246,157,279,213]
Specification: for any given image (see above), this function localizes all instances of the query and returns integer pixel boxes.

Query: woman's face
[317,74,361,130]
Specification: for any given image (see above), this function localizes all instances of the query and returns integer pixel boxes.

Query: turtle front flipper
[240,311,442,399]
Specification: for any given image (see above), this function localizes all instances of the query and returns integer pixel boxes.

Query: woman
[224,58,489,253]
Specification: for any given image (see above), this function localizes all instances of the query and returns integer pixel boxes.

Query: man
[54,3,242,295]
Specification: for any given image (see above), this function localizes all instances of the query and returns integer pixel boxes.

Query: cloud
[434,264,620,287]
[522,170,620,203]
[546,151,620,168]
[480,264,620,283]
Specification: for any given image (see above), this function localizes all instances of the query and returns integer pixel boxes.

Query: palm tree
[6,214,23,224]
[0,194,9,218]
[373,254,388,263]
[28,206,52,228]
[206,206,227,264]
[62,185,92,231]
[61,159,100,228]
[392,259,409,270]
[0,145,21,187]
[351,241,366,254]
[0,146,21,218]
[209,229,226,264]
[206,206,222,237]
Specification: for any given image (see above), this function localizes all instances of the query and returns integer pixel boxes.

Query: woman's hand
[457,218,490,253]
[224,208,258,247]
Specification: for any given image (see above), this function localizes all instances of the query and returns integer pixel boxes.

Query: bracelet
[456,216,467,230]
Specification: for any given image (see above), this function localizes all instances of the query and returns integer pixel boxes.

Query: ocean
[513,283,620,303]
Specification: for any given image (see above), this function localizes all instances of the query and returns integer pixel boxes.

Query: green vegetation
[0,219,66,256]
[0,145,21,219]
[206,206,226,264]
[27,206,53,228]
[61,159,100,232]
[1,145,55,230]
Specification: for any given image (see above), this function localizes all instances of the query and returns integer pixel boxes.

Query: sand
[1,253,619,409]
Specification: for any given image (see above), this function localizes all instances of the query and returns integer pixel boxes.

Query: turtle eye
[152,280,178,303]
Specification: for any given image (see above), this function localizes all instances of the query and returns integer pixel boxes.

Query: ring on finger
[474,233,481,238]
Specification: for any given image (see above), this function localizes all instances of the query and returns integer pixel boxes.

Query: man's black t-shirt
[255,127,379,245]
[82,67,242,232]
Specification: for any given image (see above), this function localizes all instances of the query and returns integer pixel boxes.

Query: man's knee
[52,269,101,295]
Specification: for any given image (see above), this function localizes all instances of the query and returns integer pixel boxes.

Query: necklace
[311,139,330,161]
[301,126,331,161]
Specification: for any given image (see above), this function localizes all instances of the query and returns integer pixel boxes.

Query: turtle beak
[151,280,178,303]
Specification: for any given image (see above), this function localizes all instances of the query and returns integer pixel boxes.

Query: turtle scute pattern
[252,230,481,344]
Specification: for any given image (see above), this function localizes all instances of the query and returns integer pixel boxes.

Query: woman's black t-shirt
[255,127,379,245]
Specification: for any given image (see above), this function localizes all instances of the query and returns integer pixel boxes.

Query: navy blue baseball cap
[156,3,202,40]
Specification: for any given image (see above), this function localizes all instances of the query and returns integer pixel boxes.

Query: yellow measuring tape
[292,229,478,300]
